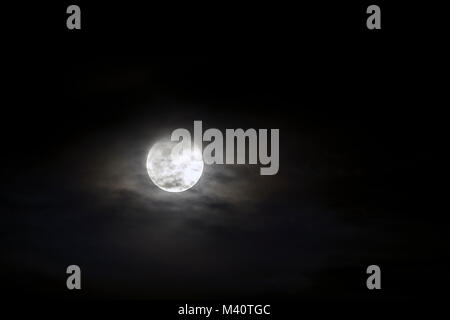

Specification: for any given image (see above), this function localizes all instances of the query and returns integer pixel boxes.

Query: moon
[146,141,204,192]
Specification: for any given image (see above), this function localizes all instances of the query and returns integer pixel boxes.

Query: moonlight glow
[146,141,204,192]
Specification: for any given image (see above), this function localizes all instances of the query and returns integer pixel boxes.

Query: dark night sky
[1,2,447,303]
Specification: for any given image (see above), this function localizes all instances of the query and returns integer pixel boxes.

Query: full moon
[146,141,204,192]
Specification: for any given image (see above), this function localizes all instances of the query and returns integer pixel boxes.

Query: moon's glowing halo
[146,140,204,192]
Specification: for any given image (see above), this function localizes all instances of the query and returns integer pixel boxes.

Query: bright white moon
[146,141,204,192]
